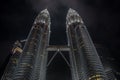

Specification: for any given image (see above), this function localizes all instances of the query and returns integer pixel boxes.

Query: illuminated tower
[66,8,107,80]
[12,9,50,80]
[1,8,110,80]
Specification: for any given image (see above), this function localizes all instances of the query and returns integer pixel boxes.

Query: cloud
[27,0,80,12]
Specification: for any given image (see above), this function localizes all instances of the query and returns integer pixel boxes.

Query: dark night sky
[0,0,120,79]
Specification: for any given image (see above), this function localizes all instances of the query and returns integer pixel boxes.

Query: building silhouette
[1,8,116,80]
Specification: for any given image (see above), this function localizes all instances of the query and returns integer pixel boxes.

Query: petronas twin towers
[1,8,107,80]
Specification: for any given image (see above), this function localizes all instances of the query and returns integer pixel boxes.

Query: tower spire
[66,8,83,26]
[34,9,50,28]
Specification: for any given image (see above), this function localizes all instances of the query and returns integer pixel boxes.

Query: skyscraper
[1,8,110,80]
[66,8,107,80]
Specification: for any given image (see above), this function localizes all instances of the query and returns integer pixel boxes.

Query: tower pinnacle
[34,9,51,29]
[66,8,83,26]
